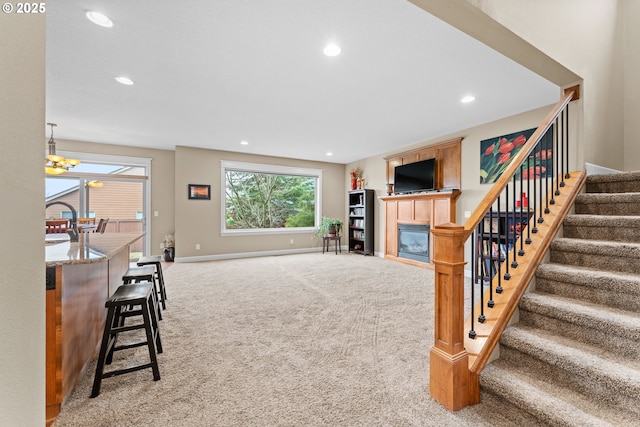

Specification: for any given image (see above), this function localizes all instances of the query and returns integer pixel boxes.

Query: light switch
[154,211,159,217]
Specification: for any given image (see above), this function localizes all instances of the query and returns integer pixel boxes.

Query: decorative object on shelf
[45,123,81,175]
[188,184,211,200]
[161,232,175,262]
[386,183,394,195]
[480,127,555,184]
[349,167,363,190]
[515,192,529,208]
[314,217,343,238]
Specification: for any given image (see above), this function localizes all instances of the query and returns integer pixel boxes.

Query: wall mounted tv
[393,158,436,194]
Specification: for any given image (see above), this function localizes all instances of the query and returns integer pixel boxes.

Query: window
[221,161,322,235]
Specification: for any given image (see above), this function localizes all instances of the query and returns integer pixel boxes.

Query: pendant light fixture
[45,123,80,175]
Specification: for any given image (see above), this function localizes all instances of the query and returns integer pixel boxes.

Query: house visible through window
[221,161,322,235]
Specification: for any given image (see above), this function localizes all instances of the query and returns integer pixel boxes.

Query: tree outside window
[222,162,321,233]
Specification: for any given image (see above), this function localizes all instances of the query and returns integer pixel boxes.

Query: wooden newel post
[429,222,471,411]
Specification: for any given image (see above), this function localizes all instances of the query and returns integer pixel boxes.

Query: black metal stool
[123,265,162,320]
[91,282,162,398]
[137,255,167,310]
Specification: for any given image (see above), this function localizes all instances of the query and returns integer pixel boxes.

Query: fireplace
[397,224,430,263]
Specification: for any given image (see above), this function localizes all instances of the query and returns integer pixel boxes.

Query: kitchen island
[46,233,144,426]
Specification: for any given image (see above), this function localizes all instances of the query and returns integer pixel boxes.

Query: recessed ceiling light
[240,140,249,145]
[323,44,341,57]
[115,76,134,85]
[326,152,334,156]
[86,11,113,28]
[461,95,476,103]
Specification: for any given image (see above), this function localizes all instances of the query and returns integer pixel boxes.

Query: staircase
[479,172,640,426]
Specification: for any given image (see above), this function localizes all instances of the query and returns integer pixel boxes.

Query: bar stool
[123,266,162,321]
[91,282,162,398]
[137,255,167,310]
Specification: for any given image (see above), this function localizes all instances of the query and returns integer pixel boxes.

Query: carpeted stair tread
[551,237,640,254]
[575,192,640,204]
[535,263,640,311]
[519,292,640,363]
[481,361,623,427]
[550,237,640,274]
[536,263,640,296]
[498,326,640,403]
[574,192,640,215]
[563,214,640,242]
[520,293,640,339]
[586,171,640,193]
[564,213,640,226]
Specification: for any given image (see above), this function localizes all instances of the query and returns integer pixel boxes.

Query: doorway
[45,152,151,260]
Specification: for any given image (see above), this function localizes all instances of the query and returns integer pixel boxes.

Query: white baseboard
[585,162,621,175]
[175,246,362,263]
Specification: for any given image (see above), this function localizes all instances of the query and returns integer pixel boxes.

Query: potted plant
[161,232,175,262]
[314,217,343,237]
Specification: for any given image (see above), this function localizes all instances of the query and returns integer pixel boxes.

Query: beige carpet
[53,253,526,426]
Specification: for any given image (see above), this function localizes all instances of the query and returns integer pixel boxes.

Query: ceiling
[46,0,559,164]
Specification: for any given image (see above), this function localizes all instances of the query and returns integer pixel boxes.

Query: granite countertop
[45,233,144,267]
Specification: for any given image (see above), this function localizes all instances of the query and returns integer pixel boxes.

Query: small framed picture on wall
[188,184,211,200]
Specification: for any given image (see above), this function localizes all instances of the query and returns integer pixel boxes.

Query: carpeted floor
[53,253,528,426]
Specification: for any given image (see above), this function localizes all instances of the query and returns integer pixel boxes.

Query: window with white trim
[221,161,322,235]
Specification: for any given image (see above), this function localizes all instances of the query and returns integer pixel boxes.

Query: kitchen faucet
[45,201,79,242]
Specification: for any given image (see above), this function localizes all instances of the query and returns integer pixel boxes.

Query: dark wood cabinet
[348,189,374,255]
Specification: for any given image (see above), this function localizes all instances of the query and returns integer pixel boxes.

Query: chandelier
[45,123,80,175]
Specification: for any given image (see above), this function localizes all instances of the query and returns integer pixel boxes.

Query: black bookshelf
[348,189,374,255]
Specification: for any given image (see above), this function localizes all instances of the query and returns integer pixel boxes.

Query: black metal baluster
[550,117,560,197]
[538,129,547,222]
[469,229,477,339]
[495,196,503,294]
[525,154,532,245]
[478,224,486,324]
[487,207,495,308]
[503,185,511,280]
[511,174,519,268]
[532,139,539,233]
[564,106,571,179]
[518,163,526,257]
[545,123,552,213]
[559,109,566,188]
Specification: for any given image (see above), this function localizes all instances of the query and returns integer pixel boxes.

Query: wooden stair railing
[429,88,582,411]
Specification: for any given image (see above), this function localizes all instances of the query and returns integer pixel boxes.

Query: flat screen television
[393,158,436,194]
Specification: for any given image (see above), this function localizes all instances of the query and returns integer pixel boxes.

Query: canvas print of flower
[480,127,553,184]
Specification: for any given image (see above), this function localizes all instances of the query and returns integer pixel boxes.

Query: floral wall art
[479,126,554,184]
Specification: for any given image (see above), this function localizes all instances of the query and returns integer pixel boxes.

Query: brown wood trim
[466,171,586,376]
[45,266,62,427]
[379,189,461,202]
[383,137,463,160]
[564,84,580,101]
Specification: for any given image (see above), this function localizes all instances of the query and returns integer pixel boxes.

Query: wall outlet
[464,210,471,218]
[290,239,294,244]
[160,243,164,249]
[195,244,200,250]
[154,210,159,217]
